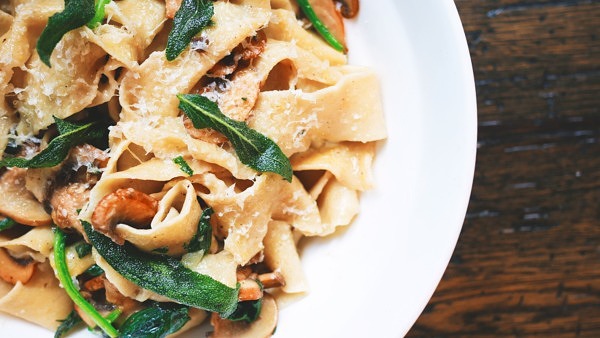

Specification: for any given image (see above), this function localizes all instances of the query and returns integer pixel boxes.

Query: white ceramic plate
[0,0,476,336]
[274,1,476,337]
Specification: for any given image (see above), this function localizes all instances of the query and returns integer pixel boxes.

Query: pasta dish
[0,0,386,336]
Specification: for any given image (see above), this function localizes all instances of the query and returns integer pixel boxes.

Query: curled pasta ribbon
[114,179,201,256]
[0,226,71,329]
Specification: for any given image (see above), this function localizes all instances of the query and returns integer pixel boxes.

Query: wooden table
[406,1,600,336]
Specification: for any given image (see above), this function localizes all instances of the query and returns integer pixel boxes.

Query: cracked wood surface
[407,0,599,337]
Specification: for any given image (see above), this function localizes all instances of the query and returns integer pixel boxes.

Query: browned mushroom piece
[49,144,108,232]
[211,294,278,338]
[215,69,262,123]
[239,31,268,62]
[103,278,144,319]
[25,166,62,203]
[76,274,114,328]
[236,266,254,281]
[238,279,263,302]
[184,31,267,144]
[258,272,286,289]
[338,0,359,18]
[207,31,267,78]
[50,182,92,233]
[0,248,36,284]
[68,144,110,170]
[307,0,346,47]
[82,275,106,292]
[91,188,159,245]
[0,168,52,226]
[184,115,228,145]
[75,275,142,325]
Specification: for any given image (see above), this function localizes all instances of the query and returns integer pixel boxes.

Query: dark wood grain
[406,0,600,337]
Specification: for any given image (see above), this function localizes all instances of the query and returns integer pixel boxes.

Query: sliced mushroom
[338,0,359,18]
[28,144,107,205]
[184,31,267,144]
[216,69,262,122]
[0,247,35,284]
[184,115,228,145]
[207,31,267,78]
[237,270,286,290]
[25,166,62,203]
[258,272,286,289]
[238,31,268,63]
[307,0,346,47]
[104,278,144,319]
[50,182,92,234]
[236,266,254,281]
[0,168,52,226]
[211,294,278,338]
[83,275,106,292]
[91,188,159,244]
[185,67,263,146]
[76,275,141,326]
[238,279,263,302]
[68,144,110,171]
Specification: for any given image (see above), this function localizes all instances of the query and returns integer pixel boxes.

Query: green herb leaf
[75,242,92,258]
[166,0,214,61]
[0,117,106,169]
[82,221,239,317]
[85,264,104,277]
[87,0,112,29]
[296,0,345,52]
[55,117,81,134]
[119,302,190,338]
[36,0,96,67]
[54,310,83,338]
[227,299,263,323]
[0,218,16,232]
[184,207,213,253]
[173,156,194,176]
[53,227,119,338]
[177,94,292,182]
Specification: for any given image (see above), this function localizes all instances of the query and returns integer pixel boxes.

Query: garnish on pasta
[166,0,214,61]
[36,0,96,67]
[0,0,386,337]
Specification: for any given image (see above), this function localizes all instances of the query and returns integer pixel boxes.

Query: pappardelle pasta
[0,0,386,336]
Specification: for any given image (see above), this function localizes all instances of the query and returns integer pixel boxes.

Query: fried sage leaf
[184,207,213,254]
[166,0,214,61]
[177,94,292,182]
[173,155,194,176]
[83,221,239,317]
[0,117,106,169]
[227,298,263,323]
[36,0,96,67]
[119,302,190,338]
